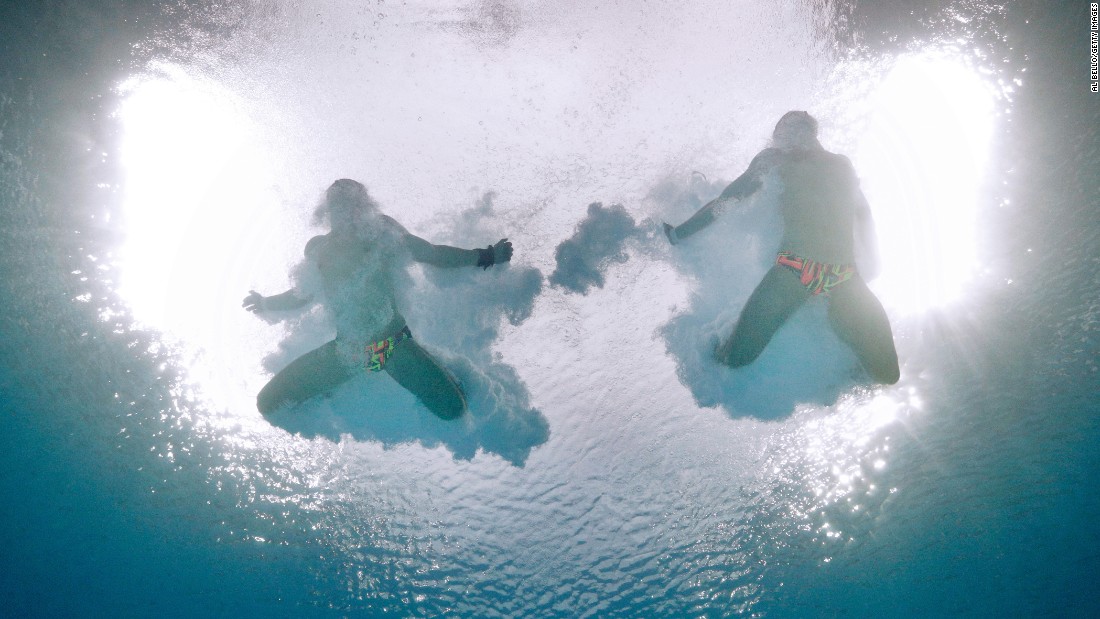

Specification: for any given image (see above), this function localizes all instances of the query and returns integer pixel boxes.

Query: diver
[243,178,514,419]
[663,111,900,384]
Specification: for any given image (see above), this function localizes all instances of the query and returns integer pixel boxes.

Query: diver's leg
[716,265,811,367]
[256,340,353,414]
[827,278,900,384]
[384,339,467,420]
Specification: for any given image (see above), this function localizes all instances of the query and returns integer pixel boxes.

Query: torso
[769,148,860,265]
[306,230,405,345]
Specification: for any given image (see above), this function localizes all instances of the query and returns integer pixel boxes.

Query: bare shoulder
[305,234,329,258]
[750,147,785,170]
[823,150,855,168]
[377,213,427,253]
[378,213,410,237]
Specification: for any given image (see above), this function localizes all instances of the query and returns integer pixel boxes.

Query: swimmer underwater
[664,111,900,384]
[243,179,514,419]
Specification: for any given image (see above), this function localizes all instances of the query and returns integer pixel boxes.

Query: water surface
[1,1,1097,616]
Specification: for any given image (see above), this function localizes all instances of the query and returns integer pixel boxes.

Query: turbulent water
[2,1,1097,617]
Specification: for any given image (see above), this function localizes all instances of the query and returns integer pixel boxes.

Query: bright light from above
[118,66,271,330]
[117,65,278,404]
[856,54,995,313]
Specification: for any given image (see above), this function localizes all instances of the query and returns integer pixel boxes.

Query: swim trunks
[365,325,413,372]
[776,251,854,296]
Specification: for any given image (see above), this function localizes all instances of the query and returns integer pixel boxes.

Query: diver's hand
[493,238,513,265]
[242,290,266,313]
[663,222,679,245]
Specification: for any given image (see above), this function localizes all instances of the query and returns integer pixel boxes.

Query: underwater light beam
[116,68,271,342]
[856,54,995,314]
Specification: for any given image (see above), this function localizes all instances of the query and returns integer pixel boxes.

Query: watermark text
[1091,3,1098,92]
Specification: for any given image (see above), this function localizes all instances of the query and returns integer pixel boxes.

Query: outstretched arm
[244,236,320,315]
[405,235,513,269]
[852,187,882,281]
[242,289,311,314]
[664,149,775,245]
[390,215,513,269]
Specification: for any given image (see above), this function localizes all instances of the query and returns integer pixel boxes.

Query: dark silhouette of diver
[664,111,900,384]
[243,179,514,418]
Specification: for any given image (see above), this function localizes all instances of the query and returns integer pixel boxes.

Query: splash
[260,191,549,465]
[549,202,641,294]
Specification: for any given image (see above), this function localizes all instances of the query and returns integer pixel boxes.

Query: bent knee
[867,355,900,385]
[430,394,466,420]
[423,381,467,420]
[715,342,763,369]
[875,364,900,385]
[256,389,279,415]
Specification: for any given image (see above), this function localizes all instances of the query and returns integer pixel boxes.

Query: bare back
[774,149,861,264]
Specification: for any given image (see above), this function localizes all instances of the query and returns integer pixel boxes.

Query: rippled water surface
[2,1,1097,616]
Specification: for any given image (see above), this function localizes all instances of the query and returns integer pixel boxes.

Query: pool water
[2,1,1097,616]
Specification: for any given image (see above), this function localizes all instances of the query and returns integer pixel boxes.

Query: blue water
[2,1,1098,617]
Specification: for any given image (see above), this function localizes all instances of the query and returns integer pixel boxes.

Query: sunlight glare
[117,66,279,408]
[791,390,907,540]
[117,67,271,337]
[856,54,994,313]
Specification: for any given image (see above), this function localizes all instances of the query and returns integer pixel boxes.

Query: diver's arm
[664,199,720,244]
[405,235,513,269]
[390,216,513,269]
[852,188,882,281]
[242,289,311,314]
[664,150,773,245]
[243,236,321,314]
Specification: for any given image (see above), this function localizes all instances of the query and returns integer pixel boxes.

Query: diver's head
[314,178,379,230]
[772,111,821,151]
